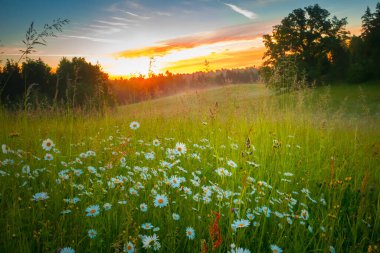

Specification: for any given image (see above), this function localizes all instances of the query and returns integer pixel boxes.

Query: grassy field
[0,83,379,253]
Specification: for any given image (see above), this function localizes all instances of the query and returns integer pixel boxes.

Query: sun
[91,56,152,78]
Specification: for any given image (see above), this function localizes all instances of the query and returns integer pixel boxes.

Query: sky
[0,0,378,77]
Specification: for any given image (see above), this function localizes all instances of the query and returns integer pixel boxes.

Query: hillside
[120,82,380,119]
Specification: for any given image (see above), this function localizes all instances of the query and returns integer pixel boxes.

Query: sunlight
[100,37,265,77]
[92,56,152,78]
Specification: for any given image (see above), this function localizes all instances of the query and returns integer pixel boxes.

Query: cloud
[224,3,257,20]
[97,20,129,27]
[112,16,137,23]
[161,47,266,74]
[115,22,270,58]
[63,35,119,43]
[121,10,151,20]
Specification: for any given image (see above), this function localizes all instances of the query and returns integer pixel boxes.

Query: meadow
[0,83,379,253]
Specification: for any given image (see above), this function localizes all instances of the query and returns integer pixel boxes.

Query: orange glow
[103,43,266,78]
[106,33,265,77]
[161,47,266,74]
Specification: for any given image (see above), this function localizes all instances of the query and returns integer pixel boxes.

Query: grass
[0,82,379,253]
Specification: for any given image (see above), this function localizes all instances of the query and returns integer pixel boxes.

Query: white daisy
[42,138,55,151]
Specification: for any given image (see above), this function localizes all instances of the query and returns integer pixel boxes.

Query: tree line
[110,67,259,104]
[260,3,380,91]
[0,56,258,108]
[0,57,115,110]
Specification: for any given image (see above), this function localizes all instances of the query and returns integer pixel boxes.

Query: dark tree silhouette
[262,4,349,86]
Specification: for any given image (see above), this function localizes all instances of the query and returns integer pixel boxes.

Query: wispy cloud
[97,20,129,27]
[155,11,172,17]
[112,16,137,23]
[121,10,151,20]
[224,3,257,20]
[63,35,119,44]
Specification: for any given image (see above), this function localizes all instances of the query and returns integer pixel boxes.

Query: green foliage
[0,19,69,101]
[356,3,380,80]
[0,57,115,110]
[259,56,307,93]
[55,57,115,110]
[262,4,349,86]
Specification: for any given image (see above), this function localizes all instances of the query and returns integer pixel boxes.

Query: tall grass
[0,84,379,252]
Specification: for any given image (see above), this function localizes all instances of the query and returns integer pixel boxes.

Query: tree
[22,58,52,96]
[359,3,380,79]
[347,36,369,83]
[262,4,349,86]
[0,19,69,102]
[55,57,114,110]
[0,60,23,104]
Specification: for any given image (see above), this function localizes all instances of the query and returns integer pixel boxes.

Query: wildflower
[60,209,72,214]
[175,142,187,155]
[300,209,309,220]
[270,245,283,253]
[142,234,159,249]
[172,213,180,221]
[32,192,49,201]
[230,143,239,150]
[169,176,181,188]
[138,203,147,212]
[44,153,54,161]
[261,206,271,217]
[2,144,9,154]
[103,203,112,211]
[153,139,160,147]
[144,152,155,160]
[88,229,97,239]
[42,138,55,151]
[153,241,161,251]
[246,213,255,220]
[272,139,281,148]
[231,219,250,231]
[142,223,154,230]
[153,194,168,208]
[72,169,83,176]
[22,165,30,174]
[85,205,100,217]
[88,166,97,174]
[186,227,195,240]
[215,167,232,177]
[130,121,140,130]
[229,248,251,253]
[60,247,75,253]
[227,160,237,168]
[64,197,80,204]
[129,187,139,196]
[123,241,135,253]
[182,187,192,195]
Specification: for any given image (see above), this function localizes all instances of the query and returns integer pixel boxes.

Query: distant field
[0,82,379,253]
[121,82,380,119]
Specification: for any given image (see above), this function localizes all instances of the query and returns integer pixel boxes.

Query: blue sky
[0,0,378,76]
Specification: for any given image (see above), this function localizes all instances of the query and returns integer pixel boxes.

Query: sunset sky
[0,0,378,78]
